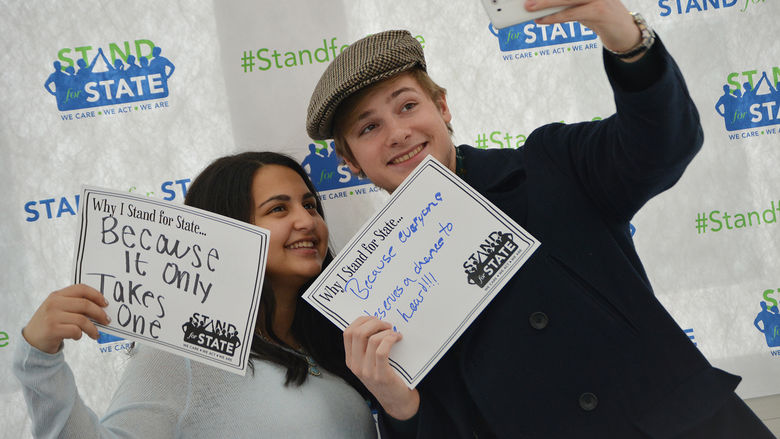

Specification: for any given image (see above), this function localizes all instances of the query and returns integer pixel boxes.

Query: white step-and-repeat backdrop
[1,0,778,436]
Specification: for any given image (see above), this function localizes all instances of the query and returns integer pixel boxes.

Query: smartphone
[480,0,568,29]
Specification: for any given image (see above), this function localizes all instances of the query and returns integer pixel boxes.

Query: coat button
[579,393,598,411]
[529,312,548,330]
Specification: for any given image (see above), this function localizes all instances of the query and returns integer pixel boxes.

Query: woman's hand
[22,284,111,354]
[344,316,420,420]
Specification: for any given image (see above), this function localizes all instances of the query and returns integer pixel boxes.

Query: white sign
[304,156,540,387]
[74,186,268,375]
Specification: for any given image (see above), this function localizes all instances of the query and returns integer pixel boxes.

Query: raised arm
[531,0,645,62]
[531,35,703,223]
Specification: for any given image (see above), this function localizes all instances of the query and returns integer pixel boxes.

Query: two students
[17,0,774,437]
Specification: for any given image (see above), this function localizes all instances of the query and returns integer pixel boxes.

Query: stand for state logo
[715,69,780,134]
[182,313,242,357]
[463,231,519,288]
[44,41,175,113]
[494,21,596,51]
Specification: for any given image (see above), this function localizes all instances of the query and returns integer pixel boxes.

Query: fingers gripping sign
[344,316,421,421]
[22,284,111,354]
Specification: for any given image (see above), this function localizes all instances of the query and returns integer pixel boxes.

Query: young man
[306,1,774,438]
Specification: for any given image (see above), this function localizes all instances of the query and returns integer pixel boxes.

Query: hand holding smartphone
[481,0,569,29]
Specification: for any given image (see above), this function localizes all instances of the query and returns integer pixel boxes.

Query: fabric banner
[1,0,777,436]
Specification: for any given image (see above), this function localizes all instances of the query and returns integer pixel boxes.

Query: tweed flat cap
[306,30,426,140]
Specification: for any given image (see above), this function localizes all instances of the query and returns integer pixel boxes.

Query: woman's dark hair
[184,151,361,390]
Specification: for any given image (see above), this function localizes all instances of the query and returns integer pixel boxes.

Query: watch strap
[605,12,656,59]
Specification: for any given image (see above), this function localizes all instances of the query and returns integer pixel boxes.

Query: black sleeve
[603,38,665,93]
[530,36,704,223]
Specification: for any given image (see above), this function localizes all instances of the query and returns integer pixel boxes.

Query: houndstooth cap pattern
[306,30,426,140]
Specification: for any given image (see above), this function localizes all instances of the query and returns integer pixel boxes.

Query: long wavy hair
[184,151,360,389]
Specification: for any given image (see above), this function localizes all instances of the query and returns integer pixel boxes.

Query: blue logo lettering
[490,21,596,52]
[24,178,189,223]
[45,45,175,111]
[715,71,780,132]
[657,0,738,16]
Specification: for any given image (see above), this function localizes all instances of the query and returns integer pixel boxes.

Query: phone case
[480,0,568,29]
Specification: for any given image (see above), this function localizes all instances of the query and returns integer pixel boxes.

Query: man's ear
[437,93,452,124]
[344,157,362,176]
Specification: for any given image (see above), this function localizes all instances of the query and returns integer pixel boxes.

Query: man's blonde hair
[331,68,453,172]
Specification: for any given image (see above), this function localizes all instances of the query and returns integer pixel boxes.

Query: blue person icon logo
[754,301,780,348]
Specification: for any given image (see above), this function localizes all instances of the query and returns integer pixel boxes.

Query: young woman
[14,152,377,438]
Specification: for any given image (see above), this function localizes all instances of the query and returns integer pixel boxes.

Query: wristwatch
[605,12,656,59]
